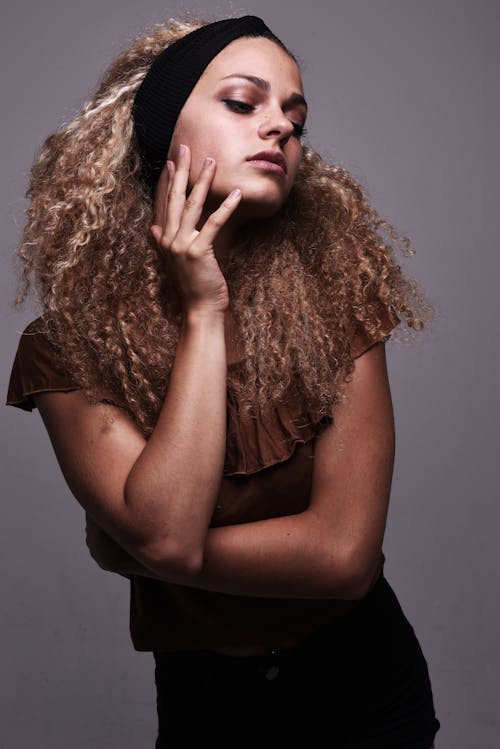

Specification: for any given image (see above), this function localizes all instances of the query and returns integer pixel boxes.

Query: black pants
[153,574,440,748]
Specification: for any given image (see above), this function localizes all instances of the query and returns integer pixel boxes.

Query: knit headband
[132,15,283,185]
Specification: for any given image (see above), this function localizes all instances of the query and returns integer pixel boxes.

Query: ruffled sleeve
[223,368,332,477]
[6,319,78,411]
[6,318,122,410]
[222,299,399,477]
[350,301,400,359]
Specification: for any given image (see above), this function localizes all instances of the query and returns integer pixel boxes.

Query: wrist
[184,306,226,328]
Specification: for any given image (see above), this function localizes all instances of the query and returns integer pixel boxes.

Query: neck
[214,224,237,264]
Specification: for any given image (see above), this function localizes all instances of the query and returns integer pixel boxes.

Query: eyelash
[222,99,308,139]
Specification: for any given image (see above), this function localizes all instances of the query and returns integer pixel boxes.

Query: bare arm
[83,341,394,600]
[35,143,394,599]
[37,310,226,575]
[36,147,243,575]
[198,339,394,600]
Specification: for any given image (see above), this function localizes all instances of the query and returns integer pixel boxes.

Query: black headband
[132,15,283,185]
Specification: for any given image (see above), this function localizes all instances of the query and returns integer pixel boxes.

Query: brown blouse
[7,314,396,653]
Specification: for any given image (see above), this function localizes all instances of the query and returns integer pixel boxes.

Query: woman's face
[166,36,307,220]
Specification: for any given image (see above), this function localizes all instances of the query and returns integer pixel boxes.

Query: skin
[156,36,307,264]
[36,36,400,670]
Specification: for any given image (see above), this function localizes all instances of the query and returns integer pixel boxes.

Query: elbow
[336,548,383,601]
[322,548,377,601]
[123,480,205,579]
[138,537,204,579]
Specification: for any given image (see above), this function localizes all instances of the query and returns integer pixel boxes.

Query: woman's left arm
[87,342,394,600]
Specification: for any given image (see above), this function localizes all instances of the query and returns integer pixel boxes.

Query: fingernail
[179,144,187,156]
[227,188,241,203]
[203,157,213,169]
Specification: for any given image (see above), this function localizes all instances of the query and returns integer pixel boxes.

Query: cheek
[182,128,229,185]
[167,113,210,164]
[288,147,303,183]
[192,138,239,189]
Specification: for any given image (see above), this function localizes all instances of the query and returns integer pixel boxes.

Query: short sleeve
[350,302,400,360]
[6,319,78,411]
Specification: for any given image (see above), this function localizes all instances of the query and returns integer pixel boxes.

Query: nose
[258,106,294,144]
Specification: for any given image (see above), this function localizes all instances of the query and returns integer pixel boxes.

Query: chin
[238,186,290,219]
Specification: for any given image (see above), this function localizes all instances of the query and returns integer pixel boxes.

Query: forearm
[192,512,361,599]
[87,511,363,600]
[124,310,227,569]
[86,336,391,602]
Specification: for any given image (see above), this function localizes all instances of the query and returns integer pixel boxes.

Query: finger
[150,224,161,244]
[194,189,242,248]
[162,161,175,231]
[163,144,191,240]
[153,161,170,227]
[151,163,174,247]
[176,156,216,235]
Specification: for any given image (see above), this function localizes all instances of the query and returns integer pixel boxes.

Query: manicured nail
[203,157,213,169]
[179,144,187,156]
[227,188,241,203]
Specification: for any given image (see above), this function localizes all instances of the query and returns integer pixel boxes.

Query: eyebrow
[220,74,308,111]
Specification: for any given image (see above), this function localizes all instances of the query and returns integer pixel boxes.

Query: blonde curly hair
[15,15,432,435]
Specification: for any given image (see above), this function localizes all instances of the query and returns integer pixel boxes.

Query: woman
[7,14,441,748]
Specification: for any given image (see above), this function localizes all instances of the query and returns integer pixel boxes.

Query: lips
[247,150,287,174]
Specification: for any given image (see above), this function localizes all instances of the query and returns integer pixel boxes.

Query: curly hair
[15,15,433,435]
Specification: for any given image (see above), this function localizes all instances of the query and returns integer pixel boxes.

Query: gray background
[1,0,498,747]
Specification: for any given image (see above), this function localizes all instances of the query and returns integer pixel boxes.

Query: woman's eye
[222,99,254,113]
[223,99,307,139]
[292,123,308,139]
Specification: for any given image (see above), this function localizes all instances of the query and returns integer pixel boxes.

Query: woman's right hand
[150,144,242,316]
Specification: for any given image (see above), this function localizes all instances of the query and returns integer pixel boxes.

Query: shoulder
[6,318,77,411]
[350,302,400,360]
